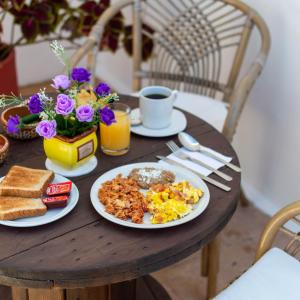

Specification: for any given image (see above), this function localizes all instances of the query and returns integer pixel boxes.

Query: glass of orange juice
[100,103,131,156]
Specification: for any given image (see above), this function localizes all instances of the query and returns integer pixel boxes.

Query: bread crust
[0,166,54,198]
[0,197,47,220]
[0,207,47,220]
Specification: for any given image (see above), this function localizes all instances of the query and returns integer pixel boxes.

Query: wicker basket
[0,106,39,140]
[0,134,9,164]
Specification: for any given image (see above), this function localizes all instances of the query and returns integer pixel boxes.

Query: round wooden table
[0,95,241,300]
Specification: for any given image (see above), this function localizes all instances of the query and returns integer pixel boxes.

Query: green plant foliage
[123,24,155,61]
[0,0,155,62]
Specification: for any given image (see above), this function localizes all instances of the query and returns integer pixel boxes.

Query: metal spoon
[178,132,241,172]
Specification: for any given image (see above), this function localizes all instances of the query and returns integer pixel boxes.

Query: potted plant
[0,41,118,175]
[0,0,154,95]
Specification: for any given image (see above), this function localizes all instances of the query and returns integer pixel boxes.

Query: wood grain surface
[0,95,241,289]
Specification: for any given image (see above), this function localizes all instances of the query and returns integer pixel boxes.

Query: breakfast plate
[90,162,210,229]
[0,174,79,228]
[130,109,187,137]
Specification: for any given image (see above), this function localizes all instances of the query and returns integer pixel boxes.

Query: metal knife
[177,153,233,182]
[156,155,231,192]
[199,148,241,173]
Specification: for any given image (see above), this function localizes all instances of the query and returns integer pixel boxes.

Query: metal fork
[166,140,233,181]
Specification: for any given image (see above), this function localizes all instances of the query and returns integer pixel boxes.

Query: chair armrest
[223,9,271,142]
[255,201,300,261]
[223,58,264,141]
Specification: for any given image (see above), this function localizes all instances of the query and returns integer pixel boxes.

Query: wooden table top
[0,95,241,289]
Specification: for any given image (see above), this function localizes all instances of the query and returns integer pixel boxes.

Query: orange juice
[100,105,131,156]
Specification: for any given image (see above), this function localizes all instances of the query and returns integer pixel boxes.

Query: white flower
[39,112,49,120]
[38,89,53,103]
[0,96,6,108]
[50,40,67,67]
[68,88,78,100]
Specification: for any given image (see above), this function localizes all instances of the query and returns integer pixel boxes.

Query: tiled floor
[0,83,273,299]
[153,203,271,299]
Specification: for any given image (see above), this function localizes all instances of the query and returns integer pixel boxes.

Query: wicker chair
[214,200,300,299]
[70,1,270,299]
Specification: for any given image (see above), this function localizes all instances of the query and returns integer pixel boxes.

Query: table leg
[201,245,209,276]
[66,286,109,300]
[12,287,27,300]
[27,288,64,300]
[206,237,220,300]
[110,279,136,300]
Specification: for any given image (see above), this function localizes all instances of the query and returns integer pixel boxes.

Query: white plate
[0,174,79,228]
[130,109,187,137]
[90,162,210,229]
[45,156,97,178]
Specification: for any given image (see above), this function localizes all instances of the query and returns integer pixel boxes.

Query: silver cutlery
[157,156,231,192]
[166,140,233,182]
[178,132,241,173]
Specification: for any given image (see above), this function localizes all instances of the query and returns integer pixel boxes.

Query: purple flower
[76,105,94,122]
[94,82,110,97]
[71,67,91,83]
[55,94,75,116]
[36,120,57,139]
[51,75,71,90]
[28,94,43,114]
[7,115,20,134]
[99,106,116,126]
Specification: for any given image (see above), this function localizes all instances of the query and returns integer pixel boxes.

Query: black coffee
[145,94,168,99]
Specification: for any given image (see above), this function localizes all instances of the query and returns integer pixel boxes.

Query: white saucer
[45,155,98,177]
[130,108,187,137]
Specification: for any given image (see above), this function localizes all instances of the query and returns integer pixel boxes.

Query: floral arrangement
[0,40,118,139]
[0,0,154,62]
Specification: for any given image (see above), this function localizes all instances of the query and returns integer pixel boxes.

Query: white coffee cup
[139,86,177,129]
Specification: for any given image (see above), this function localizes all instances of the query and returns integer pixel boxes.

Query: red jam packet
[46,181,72,196]
[43,195,69,208]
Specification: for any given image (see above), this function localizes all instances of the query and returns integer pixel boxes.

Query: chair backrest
[70,0,270,141]
[256,201,300,262]
[130,0,270,101]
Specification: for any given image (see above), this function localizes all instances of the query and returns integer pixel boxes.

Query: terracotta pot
[0,105,39,140]
[0,134,9,165]
[0,49,19,95]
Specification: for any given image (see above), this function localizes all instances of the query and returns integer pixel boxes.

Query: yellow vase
[44,128,98,169]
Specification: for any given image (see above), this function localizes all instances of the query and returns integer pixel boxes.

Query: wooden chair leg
[206,238,220,300]
[27,288,65,300]
[201,245,209,276]
[12,287,28,300]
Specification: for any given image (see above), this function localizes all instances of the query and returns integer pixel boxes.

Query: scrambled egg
[146,181,203,224]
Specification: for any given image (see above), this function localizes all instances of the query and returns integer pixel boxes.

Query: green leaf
[21,114,39,124]
[55,114,67,130]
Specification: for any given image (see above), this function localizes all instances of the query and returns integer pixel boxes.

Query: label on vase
[77,140,94,161]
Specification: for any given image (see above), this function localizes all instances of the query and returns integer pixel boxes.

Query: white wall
[233,0,300,215]
[3,1,299,216]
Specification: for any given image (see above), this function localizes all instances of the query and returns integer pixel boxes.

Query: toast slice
[0,165,54,198]
[0,196,47,220]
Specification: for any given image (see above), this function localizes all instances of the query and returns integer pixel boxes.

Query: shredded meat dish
[98,175,147,223]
